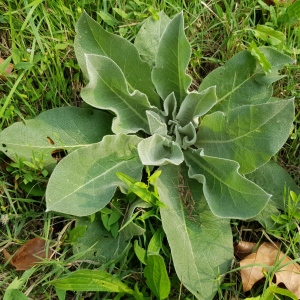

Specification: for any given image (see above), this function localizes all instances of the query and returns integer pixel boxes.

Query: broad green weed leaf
[152,12,192,103]
[73,213,127,262]
[176,87,218,126]
[138,134,184,166]
[184,149,270,219]
[196,99,295,174]
[46,134,143,216]
[254,25,285,46]
[0,107,112,170]
[199,48,294,113]
[81,54,151,134]
[157,164,232,300]
[75,11,159,106]
[134,11,171,67]
[51,269,134,294]
[144,255,170,300]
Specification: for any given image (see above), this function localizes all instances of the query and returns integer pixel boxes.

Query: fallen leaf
[3,238,52,270]
[234,241,257,259]
[0,57,14,80]
[240,242,300,298]
[275,252,300,297]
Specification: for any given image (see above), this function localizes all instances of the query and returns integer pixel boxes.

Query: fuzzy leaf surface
[196,99,295,174]
[152,12,191,103]
[0,107,112,170]
[46,134,143,216]
[184,149,270,219]
[134,11,171,67]
[157,164,232,300]
[246,161,300,210]
[199,48,294,113]
[137,134,184,166]
[74,11,159,106]
[81,54,151,134]
[176,87,218,126]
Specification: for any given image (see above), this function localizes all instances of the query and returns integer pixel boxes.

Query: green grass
[0,0,299,299]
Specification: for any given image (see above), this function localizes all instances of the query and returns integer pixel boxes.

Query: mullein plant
[1,11,299,299]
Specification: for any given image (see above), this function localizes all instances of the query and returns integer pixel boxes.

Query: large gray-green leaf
[246,160,300,210]
[146,110,168,137]
[73,213,128,263]
[184,149,270,219]
[81,54,151,134]
[152,12,192,103]
[157,164,232,300]
[196,99,295,174]
[246,161,300,229]
[137,134,184,166]
[199,48,294,113]
[74,11,159,106]
[176,87,218,126]
[134,11,171,67]
[0,107,112,170]
[46,134,143,216]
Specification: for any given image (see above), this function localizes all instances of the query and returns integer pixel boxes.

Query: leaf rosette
[0,10,297,300]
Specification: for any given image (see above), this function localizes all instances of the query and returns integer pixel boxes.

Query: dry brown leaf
[3,238,52,270]
[240,242,300,298]
[234,241,257,259]
[275,252,300,297]
[0,57,14,80]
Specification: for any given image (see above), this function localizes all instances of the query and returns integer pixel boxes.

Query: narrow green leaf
[196,99,295,174]
[267,285,298,300]
[176,87,218,126]
[134,11,171,67]
[199,48,294,113]
[51,269,134,294]
[144,255,170,300]
[46,134,143,216]
[0,107,112,170]
[120,199,151,241]
[134,240,147,265]
[75,12,159,106]
[184,149,270,219]
[81,54,151,134]
[137,134,184,166]
[147,228,163,255]
[152,12,192,103]
[157,164,232,300]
